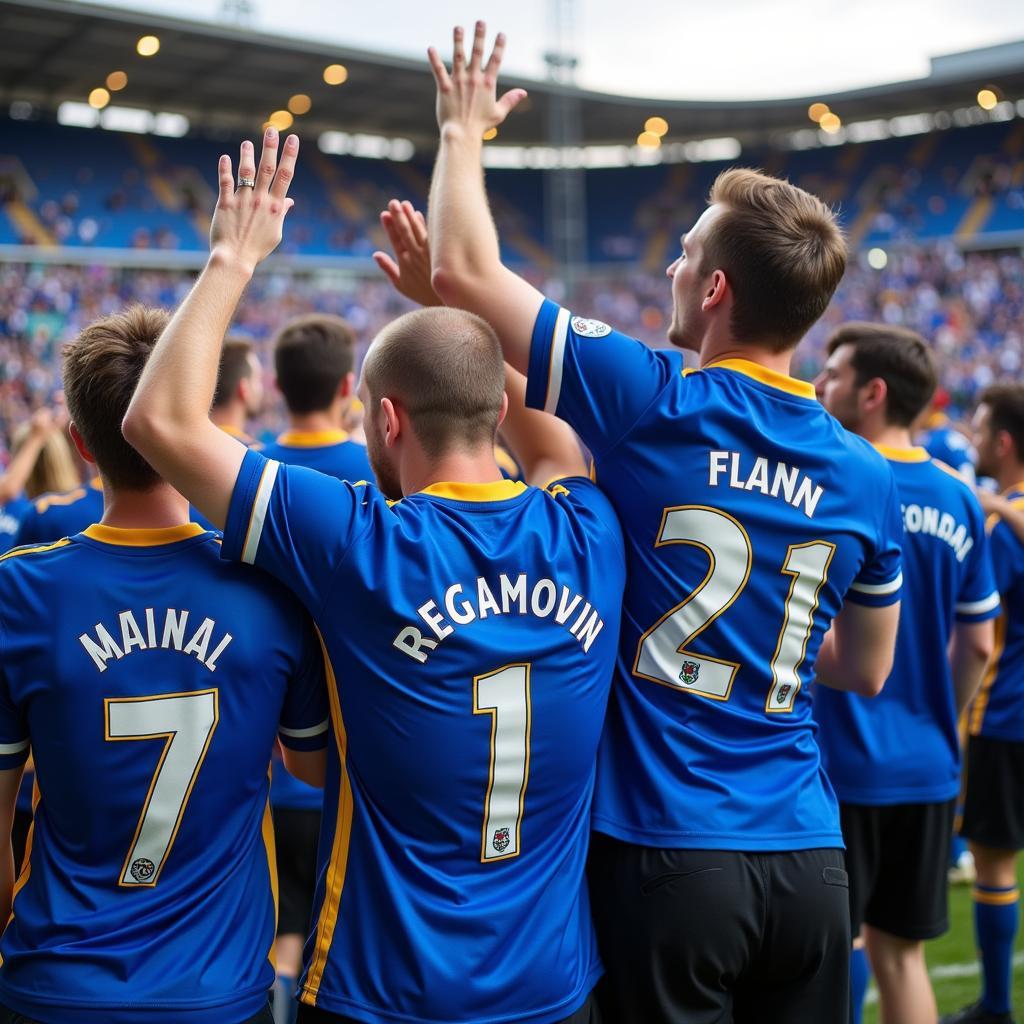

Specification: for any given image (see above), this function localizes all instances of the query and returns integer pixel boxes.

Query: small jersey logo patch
[130,857,155,882]
[571,316,611,339]
[492,827,511,853]
[680,661,700,686]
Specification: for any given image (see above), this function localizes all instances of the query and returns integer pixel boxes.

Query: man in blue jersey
[260,315,371,482]
[918,391,977,483]
[125,128,624,1024]
[0,304,329,1024]
[814,323,998,1024]
[13,468,103,546]
[425,24,903,1022]
[944,385,1024,1024]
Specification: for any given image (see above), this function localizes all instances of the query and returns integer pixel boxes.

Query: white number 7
[105,689,219,887]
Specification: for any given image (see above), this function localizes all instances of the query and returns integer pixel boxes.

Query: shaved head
[362,307,505,456]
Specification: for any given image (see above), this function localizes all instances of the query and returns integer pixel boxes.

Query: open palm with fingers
[428,21,527,137]
[210,127,299,274]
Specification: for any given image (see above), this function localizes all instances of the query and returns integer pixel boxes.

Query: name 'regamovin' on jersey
[816,449,999,805]
[221,454,625,1024]
[525,303,904,851]
[0,523,328,1024]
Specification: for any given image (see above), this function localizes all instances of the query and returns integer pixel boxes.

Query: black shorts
[0,1000,274,1024]
[296,993,599,1024]
[587,833,850,1024]
[274,807,322,937]
[840,800,954,941]
[960,734,1024,851]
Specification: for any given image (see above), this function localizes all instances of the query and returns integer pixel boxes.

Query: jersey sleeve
[955,503,1001,622]
[846,469,904,608]
[524,298,678,458]
[0,625,29,771]
[277,620,331,752]
[544,474,626,570]
[988,519,1024,598]
[220,448,373,614]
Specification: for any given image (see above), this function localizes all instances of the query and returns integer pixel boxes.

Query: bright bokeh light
[637,131,661,148]
[268,110,294,131]
[106,71,128,91]
[645,116,669,136]
[323,64,348,85]
[977,89,998,110]
[88,88,110,109]
[819,112,842,133]
[483,127,498,141]
[288,94,311,115]
[136,35,160,57]
[867,247,888,270]
[808,102,830,122]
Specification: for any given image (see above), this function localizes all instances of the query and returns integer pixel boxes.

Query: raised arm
[123,128,299,527]
[376,199,586,485]
[427,22,544,375]
[0,406,66,506]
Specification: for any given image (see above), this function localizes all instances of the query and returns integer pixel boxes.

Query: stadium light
[100,106,152,134]
[318,131,415,162]
[136,35,160,57]
[636,131,661,148]
[57,101,100,128]
[268,110,294,131]
[106,71,128,92]
[867,248,888,270]
[153,113,190,137]
[644,117,669,137]
[977,89,998,110]
[819,112,841,134]
[88,88,110,110]
[323,64,348,85]
[483,127,498,141]
[288,94,312,115]
[808,102,829,123]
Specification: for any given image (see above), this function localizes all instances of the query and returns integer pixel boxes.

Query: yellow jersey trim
[81,523,207,547]
[970,613,1006,736]
[301,631,353,1004]
[493,445,521,480]
[420,480,528,503]
[262,789,278,971]
[0,538,72,563]
[34,488,86,514]
[702,358,817,400]
[874,444,930,463]
[277,430,349,448]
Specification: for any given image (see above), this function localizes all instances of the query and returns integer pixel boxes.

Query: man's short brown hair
[980,384,1024,462]
[273,314,356,414]
[63,305,168,490]
[826,322,937,427]
[702,168,847,351]
[213,337,255,409]
[362,307,504,457]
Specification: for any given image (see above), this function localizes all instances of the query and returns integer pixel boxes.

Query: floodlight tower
[543,0,587,293]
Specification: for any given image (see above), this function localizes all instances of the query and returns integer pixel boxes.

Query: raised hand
[428,21,527,137]
[373,200,441,307]
[210,127,299,274]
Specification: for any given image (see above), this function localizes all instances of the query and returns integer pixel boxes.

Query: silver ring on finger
[236,176,256,188]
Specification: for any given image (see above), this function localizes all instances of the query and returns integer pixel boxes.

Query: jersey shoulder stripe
[0,538,73,564]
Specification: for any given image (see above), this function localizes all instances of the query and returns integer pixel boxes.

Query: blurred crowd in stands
[0,239,1021,458]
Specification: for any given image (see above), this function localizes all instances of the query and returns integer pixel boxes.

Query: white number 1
[474,664,531,863]
[105,689,219,887]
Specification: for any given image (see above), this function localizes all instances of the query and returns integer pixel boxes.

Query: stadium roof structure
[1,0,1023,150]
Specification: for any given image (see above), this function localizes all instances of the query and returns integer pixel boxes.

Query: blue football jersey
[221,451,625,1023]
[815,449,999,804]
[0,497,31,554]
[13,479,104,546]
[260,430,372,483]
[919,420,976,484]
[525,301,904,851]
[0,523,328,1024]
[970,488,1024,742]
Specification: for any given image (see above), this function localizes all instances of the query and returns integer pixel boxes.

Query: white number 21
[634,506,834,712]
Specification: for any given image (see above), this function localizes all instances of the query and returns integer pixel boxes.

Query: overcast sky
[88,0,1024,99]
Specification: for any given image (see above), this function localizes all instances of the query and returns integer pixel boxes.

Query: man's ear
[381,397,401,448]
[69,422,96,465]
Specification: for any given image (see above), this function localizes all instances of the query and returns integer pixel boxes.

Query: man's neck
[997,462,1024,494]
[288,408,343,434]
[210,403,248,434]
[863,424,914,450]
[698,336,795,377]
[402,450,505,497]
[100,479,191,529]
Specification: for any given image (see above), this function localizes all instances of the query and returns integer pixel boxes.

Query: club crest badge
[679,661,700,686]
[130,857,156,883]
[571,316,612,339]
[492,827,511,853]
[775,684,792,704]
